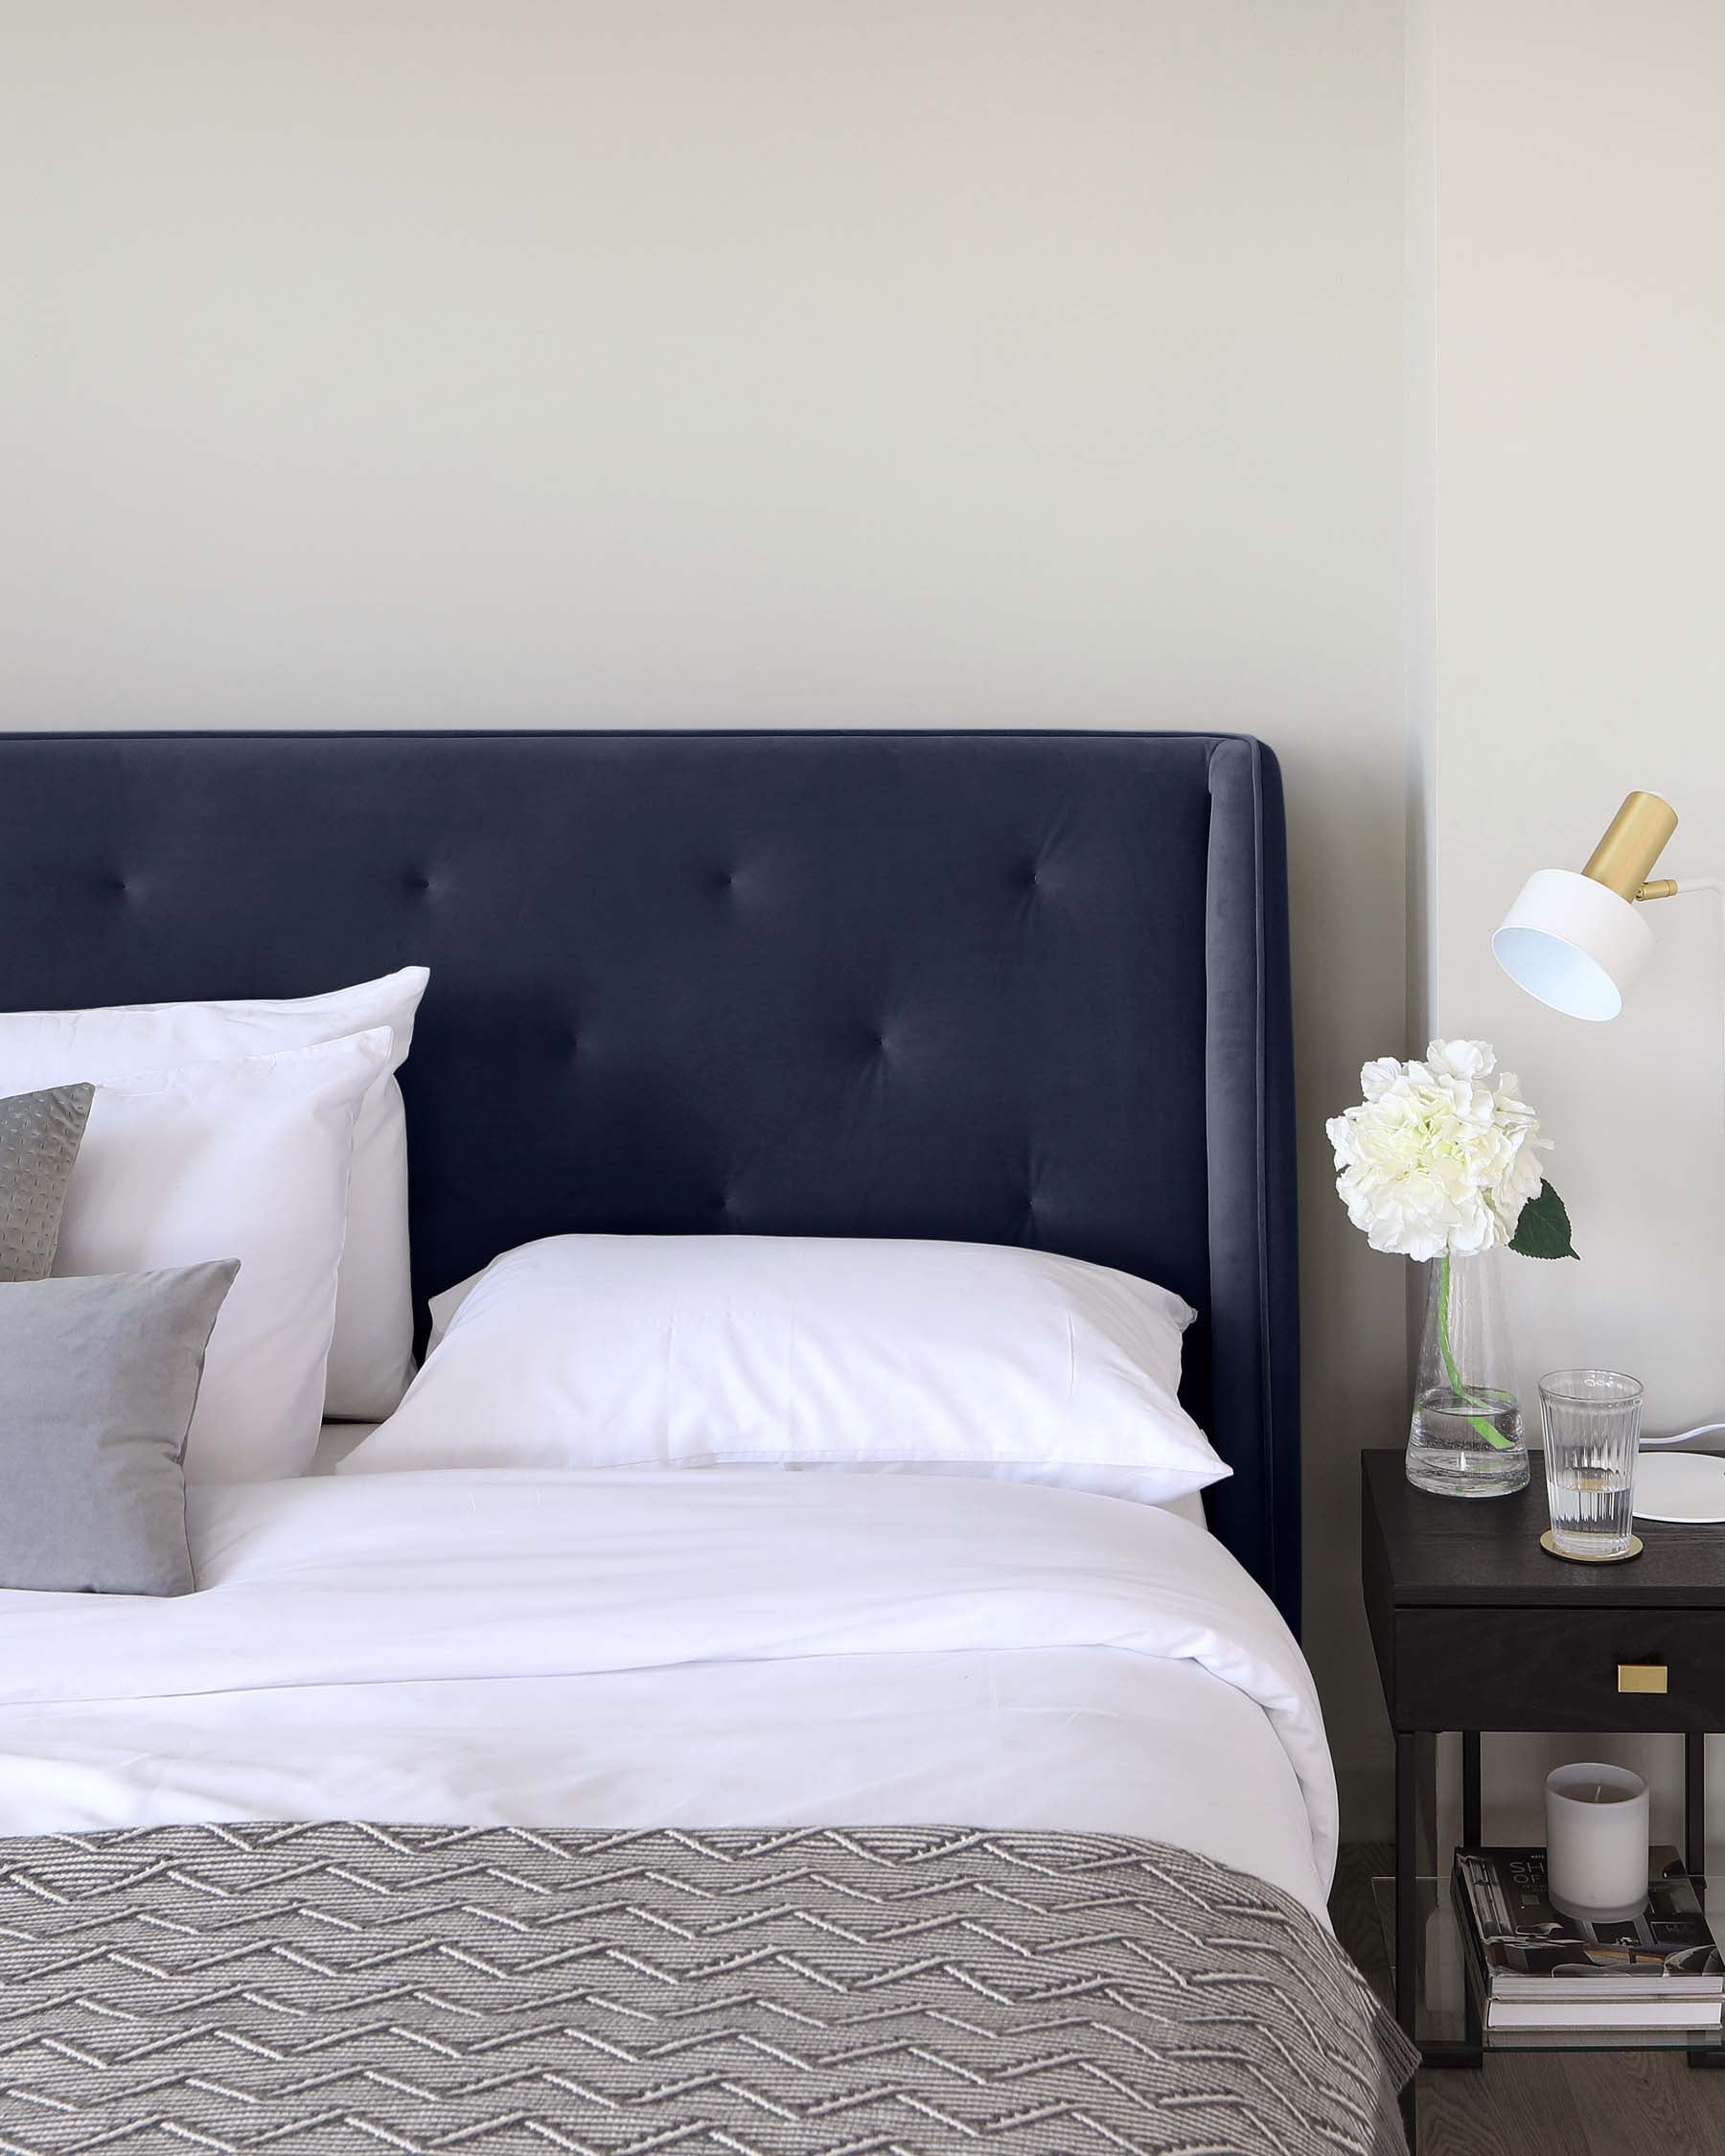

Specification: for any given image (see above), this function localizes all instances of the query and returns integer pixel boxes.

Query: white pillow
[56,1030,392,1483]
[0,969,426,1417]
[340,1235,1230,1504]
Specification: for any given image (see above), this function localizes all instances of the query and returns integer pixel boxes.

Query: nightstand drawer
[1392,1607,1725,1732]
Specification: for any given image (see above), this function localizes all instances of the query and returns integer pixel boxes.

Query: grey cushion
[0,1084,94,1283]
[0,1261,239,1595]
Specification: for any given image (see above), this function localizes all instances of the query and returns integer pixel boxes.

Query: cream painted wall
[1424,1,1725,1848]
[2,5,1407,1818]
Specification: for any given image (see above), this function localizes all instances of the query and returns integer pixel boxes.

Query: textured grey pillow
[0,1083,94,1282]
[0,1261,239,1595]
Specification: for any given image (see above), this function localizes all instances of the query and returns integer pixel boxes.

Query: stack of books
[1452,1846,1724,2032]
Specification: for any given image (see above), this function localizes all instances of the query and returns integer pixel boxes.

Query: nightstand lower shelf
[1371,1873,1725,2055]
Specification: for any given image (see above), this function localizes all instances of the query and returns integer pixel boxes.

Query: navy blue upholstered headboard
[0,730,1300,1628]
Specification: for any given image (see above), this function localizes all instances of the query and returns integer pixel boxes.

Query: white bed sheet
[0,1465,1331,1919]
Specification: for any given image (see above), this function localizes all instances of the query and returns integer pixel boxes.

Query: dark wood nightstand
[1361,1448,1725,2069]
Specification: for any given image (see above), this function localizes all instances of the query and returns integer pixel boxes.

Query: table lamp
[1494,790,1725,1519]
[1492,790,1700,1019]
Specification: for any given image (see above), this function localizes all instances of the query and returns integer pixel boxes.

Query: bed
[0,730,1414,2154]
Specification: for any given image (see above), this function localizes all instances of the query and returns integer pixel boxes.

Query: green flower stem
[1438,1251,1512,1451]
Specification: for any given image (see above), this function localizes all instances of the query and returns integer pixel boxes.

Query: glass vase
[1406,1250,1529,1497]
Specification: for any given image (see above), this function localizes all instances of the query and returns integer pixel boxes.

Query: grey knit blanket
[0,1821,1415,2156]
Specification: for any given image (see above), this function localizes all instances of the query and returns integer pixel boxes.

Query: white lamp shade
[1492,869,1653,1021]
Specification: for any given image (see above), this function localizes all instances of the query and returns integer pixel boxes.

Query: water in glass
[1409,1389,1527,1496]
[1544,1456,1636,1558]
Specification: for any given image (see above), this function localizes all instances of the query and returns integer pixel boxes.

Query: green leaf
[1510,1180,1578,1261]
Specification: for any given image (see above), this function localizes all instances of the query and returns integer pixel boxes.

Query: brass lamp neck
[1582,791,1678,902]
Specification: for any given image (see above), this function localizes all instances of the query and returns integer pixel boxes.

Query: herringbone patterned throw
[0,1821,1415,2156]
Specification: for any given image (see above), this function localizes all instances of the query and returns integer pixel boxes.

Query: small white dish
[1633,1451,1725,1524]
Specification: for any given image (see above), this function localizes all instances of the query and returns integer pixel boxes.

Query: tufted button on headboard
[0,729,1300,1629]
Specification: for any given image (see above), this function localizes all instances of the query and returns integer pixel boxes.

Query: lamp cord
[1641,879,1725,1446]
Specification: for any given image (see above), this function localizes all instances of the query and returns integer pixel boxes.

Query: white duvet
[0,1469,1336,1919]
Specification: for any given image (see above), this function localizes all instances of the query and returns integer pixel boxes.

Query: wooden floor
[1332,1845,1725,2155]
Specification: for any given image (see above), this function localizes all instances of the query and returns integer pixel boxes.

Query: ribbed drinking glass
[1538,1369,1644,1560]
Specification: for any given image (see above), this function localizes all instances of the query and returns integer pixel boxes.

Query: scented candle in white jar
[1545,1762,1650,1921]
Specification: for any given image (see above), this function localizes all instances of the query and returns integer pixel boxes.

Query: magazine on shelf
[1453,1846,1723,2027]
[1482,1996,1721,2030]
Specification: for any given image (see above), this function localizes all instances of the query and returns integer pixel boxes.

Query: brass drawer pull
[1618,1663,1668,1694]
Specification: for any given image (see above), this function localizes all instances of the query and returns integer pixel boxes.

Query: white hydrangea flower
[1325,1039,1549,1261]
